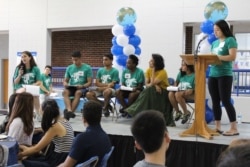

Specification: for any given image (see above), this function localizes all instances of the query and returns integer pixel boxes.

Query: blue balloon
[111,45,123,56]
[207,32,217,44]
[116,55,127,67]
[200,20,214,34]
[112,36,117,45]
[123,24,136,36]
[206,110,214,124]
[129,35,141,47]
[135,47,141,55]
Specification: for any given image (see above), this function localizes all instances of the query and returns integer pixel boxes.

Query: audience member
[168,60,195,124]
[0,93,18,134]
[40,65,53,104]
[19,99,74,167]
[63,51,93,120]
[6,92,34,146]
[131,110,171,167]
[208,19,239,136]
[216,142,250,167]
[116,54,144,116]
[125,54,174,126]
[13,51,41,120]
[86,54,119,117]
[58,100,111,167]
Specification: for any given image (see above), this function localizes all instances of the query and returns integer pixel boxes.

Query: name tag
[125,73,131,79]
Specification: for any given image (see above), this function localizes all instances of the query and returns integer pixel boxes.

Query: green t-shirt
[40,73,52,94]
[64,63,93,85]
[96,67,119,84]
[121,67,145,87]
[176,72,195,91]
[13,66,41,90]
[209,37,238,77]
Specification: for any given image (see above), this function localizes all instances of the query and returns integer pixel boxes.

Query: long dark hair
[6,92,34,136]
[41,99,60,132]
[152,54,165,71]
[214,20,235,38]
[17,51,37,73]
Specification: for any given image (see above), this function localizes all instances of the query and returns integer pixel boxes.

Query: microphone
[200,35,208,42]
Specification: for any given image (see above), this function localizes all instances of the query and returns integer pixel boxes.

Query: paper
[0,134,8,139]
[167,86,179,91]
[49,92,58,97]
[120,85,133,91]
[23,85,40,96]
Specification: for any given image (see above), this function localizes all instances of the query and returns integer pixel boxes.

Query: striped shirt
[52,119,74,153]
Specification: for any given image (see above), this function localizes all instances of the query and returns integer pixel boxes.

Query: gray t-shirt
[134,160,166,167]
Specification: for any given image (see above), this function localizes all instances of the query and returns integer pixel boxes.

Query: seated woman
[116,54,144,115]
[125,54,174,126]
[18,99,74,167]
[6,92,34,146]
[168,60,195,124]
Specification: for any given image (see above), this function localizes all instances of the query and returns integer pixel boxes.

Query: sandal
[216,129,224,134]
[222,131,239,136]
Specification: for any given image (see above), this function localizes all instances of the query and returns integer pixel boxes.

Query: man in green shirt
[63,51,93,120]
[86,54,119,117]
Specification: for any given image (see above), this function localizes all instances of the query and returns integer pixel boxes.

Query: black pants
[208,76,236,122]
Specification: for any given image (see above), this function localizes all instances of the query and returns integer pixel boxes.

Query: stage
[1,112,250,167]
[69,113,250,167]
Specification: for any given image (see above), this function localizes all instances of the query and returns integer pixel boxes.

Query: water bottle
[237,112,242,124]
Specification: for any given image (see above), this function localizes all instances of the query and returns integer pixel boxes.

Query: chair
[75,156,99,167]
[99,146,114,167]
[0,144,9,167]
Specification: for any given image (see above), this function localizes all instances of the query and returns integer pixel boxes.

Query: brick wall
[51,29,113,67]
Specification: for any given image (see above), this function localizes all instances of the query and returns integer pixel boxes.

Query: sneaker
[181,111,191,124]
[119,108,125,114]
[64,109,70,120]
[174,111,182,121]
[103,108,110,117]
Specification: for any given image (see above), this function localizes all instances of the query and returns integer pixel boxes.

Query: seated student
[116,54,144,115]
[125,54,174,126]
[168,60,195,124]
[58,100,112,167]
[86,54,119,117]
[131,110,171,167]
[216,142,250,167]
[19,99,74,167]
[63,51,93,120]
[6,92,34,146]
[0,93,18,134]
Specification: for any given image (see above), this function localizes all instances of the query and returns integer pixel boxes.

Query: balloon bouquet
[199,1,230,124]
[111,7,141,69]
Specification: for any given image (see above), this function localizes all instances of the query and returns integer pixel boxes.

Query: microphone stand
[194,39,203,61]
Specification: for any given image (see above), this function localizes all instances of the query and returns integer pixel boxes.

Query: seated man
[58,100,112,167]
[63,51,93,120]
[116,54,144,116]
[131,110,171,167]
[86,54,119,117]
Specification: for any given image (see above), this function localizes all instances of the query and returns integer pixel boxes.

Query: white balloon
[199,39,211,54]
[116,34,129,47]
[123,44,135,56]
[112,24,124,36]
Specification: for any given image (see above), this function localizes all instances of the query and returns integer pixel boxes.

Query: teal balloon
[204,1,228,23]
[117,7,137,26]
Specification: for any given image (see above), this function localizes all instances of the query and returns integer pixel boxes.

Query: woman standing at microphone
[208,20,239,136]
[13,51,42,120]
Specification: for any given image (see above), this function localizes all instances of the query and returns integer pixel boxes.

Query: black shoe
[104,110,110,117]
[107,104,114,113]
[119,108,125,114]
[68,111,76,118]
[181,112,191,124]
[64,109,70,120]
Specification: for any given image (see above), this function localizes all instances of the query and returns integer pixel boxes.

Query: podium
[180,54,221,140]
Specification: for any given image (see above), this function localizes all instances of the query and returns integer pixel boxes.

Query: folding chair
[75,156,99,167]
[185,99,195,127]
[99,146,114,167]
